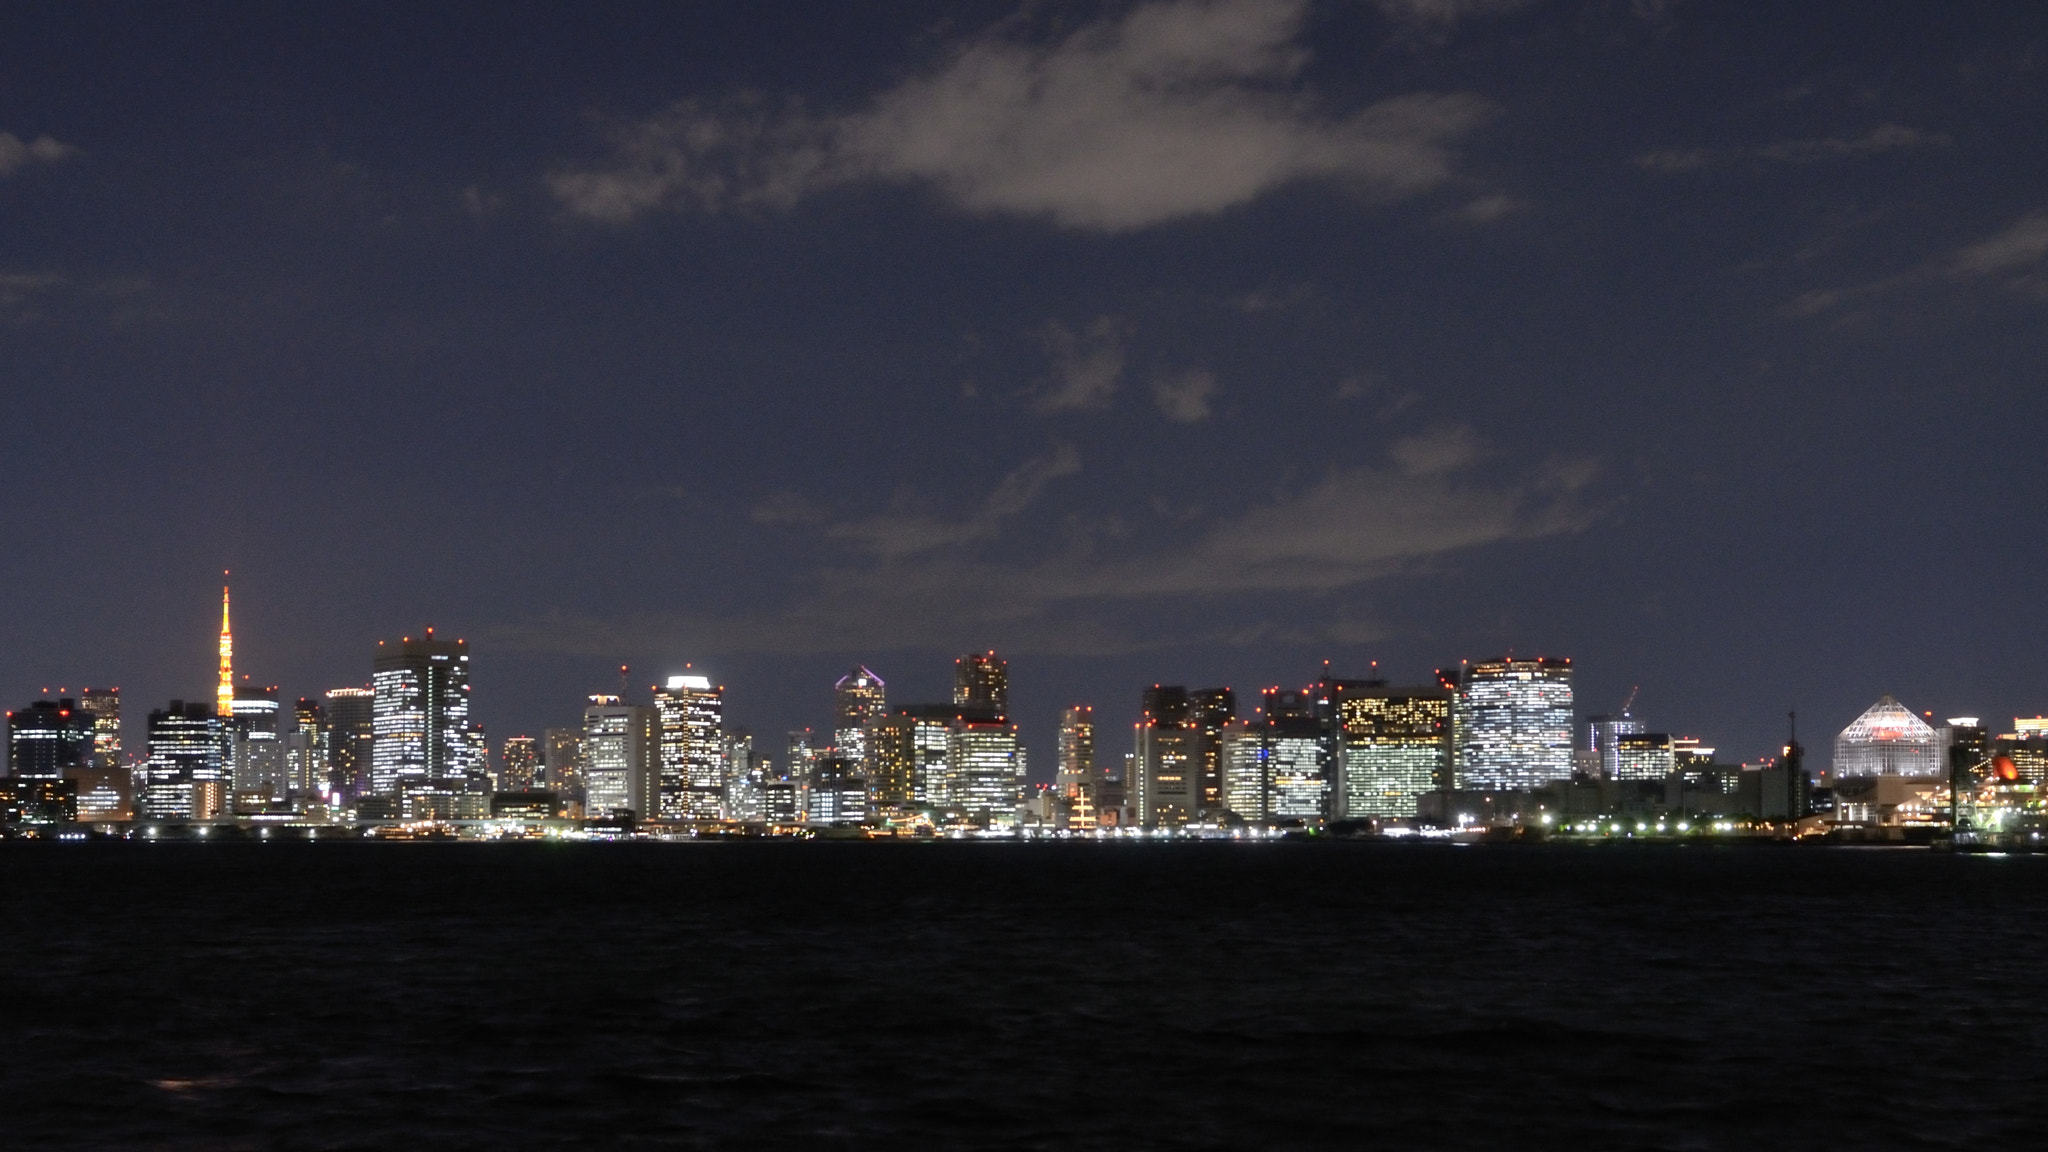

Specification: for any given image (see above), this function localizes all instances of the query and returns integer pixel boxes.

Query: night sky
[4,1,2045,773]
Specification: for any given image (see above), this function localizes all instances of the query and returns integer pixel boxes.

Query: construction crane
[1619,685,1639,718]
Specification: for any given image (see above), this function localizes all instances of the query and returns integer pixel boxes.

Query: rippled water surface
[3,841,2042,1149]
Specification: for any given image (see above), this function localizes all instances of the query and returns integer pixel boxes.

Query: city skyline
[5,2,2046,778]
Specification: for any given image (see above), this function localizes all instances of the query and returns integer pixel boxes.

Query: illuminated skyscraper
[833,666,887,763]
[141,701,222,821]
[1189,689,1235,815]
[78,688,120,770]
[1220,719,1265,820]
[806,754,868,826]
[1262,689,1327,820]
[864,712,922,808]
[948,719,1023,824]
[723,729,764,821]
[1610,732,1675,781]
[324,686,374,798]
[582,695,659,819]
[287,698,327,797]
[1333,688,1452,819]
[216,577,234,718]
[1583,713,1645,780]
[1832,696,1941,778]
[1450,658,1574,791]
[370,631,471,797]
[500,735,540,791]
[954,652,1008,720]
[228,683,284,796]
[542,728,584,795]
[7,698,90,779]
[654,673,725,820]
[1133,687,1197,827]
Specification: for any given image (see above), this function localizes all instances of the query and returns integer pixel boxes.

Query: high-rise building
[1583,713,1646,780]
[1133,687,1197,827]
[370,631,471,797]
[654,674,725,820]
[500,736,540,791]
[1053,705,1099,826]
[542,728,584,796]
[229,683,285,796]
[1189,689,1235,814]
[1449,658,1574,791]
[141,701,222,821]
[807,754,868,826]
[833,666,887,763]
[723,729,764,822]
[785,729,819,786]
[864,712,922,808]
[1220,719,1264,820]
[582,695,659,819]
[1832,696,1941,778]
[324,686,374,798]
[948,719,1023,824]
[954,651,1008,720]
[1333,688,1452,819]
[7,698,91,779]
[78,688,120,770]
[1262,688,1327,820]
[1611,732,1676,781]
[286,697,327,797]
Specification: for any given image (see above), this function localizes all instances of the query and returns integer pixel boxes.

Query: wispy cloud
[0,131,76,178]
[1151,368,1218,422]
[1036,318,1125,413]
[1788,206,2048,319]
[488,431,1599,658]
[550,0,1495,232]
[1636,123,1948,173]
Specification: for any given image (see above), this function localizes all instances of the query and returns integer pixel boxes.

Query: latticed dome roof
[1833,695,1942,777]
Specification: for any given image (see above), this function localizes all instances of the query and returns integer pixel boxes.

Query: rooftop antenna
[618,664,630,702]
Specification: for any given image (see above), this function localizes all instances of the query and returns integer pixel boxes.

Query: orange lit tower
[216,574,234,718]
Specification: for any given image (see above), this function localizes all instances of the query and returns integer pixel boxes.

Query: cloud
[550,0,1495,231]
[1758,123,1949,163]
[1636,123,1947,174]
[1373,0,1534,26]
[1036,318,1125,412]
[1449,192,1518,223]
[1151,368,1218,422]
[1949,209,2048,277]
[827,445,1083,558]
[1788,206,2048,319]
[0,131,76,177]
[750,491,828,527]
[488,432,1599,660]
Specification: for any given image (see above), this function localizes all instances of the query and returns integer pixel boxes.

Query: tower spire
[217,572,234,717]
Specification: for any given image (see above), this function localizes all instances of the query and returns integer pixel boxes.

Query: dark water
[3,841,2042,1149]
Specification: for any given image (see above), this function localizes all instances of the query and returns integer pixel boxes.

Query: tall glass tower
[833,666,886,762]
[1451,657,1574,791]
[370,631,471,797]
[953,652,1008,720]
[654,674,724,820]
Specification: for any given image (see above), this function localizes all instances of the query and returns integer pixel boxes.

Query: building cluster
[3,586,2044,844]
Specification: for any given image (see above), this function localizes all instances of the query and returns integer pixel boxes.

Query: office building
[1333,688,1452,819]
[785,729,819,787]
[948,719,1023,824]
[724,729,764,822]
[1833,696,1941,778]
[543,728,584,795]
[582,695,659,820]
[1450,658,1574,791]
[1133,687,1197,827]
[141,701,222,821]
[954,651,1008,720]
[807,754,868,826]
[228,684,285,796]
[654,674,724,820]
[1584,713,1646,780]
[7,698,91,779]
[324,686,374,798]
[1611,732,1676,781]
[1189,689,1235,814]
[500,736,539,791]
[864,712,922,808]
[78,687,120,770]
[286,697,327,797]
[1220,719,1265,820]
[1263,688,1327,820]
[833,666,887,763]
[370,631,471,796]
[1054,705,1099,827]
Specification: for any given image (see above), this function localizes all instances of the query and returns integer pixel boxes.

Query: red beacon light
[1994,755,2020,782]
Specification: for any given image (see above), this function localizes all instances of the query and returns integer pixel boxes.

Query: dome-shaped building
[1832,695,1941,778]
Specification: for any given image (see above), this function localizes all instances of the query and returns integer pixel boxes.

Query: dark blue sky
[4,0,2045,771]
